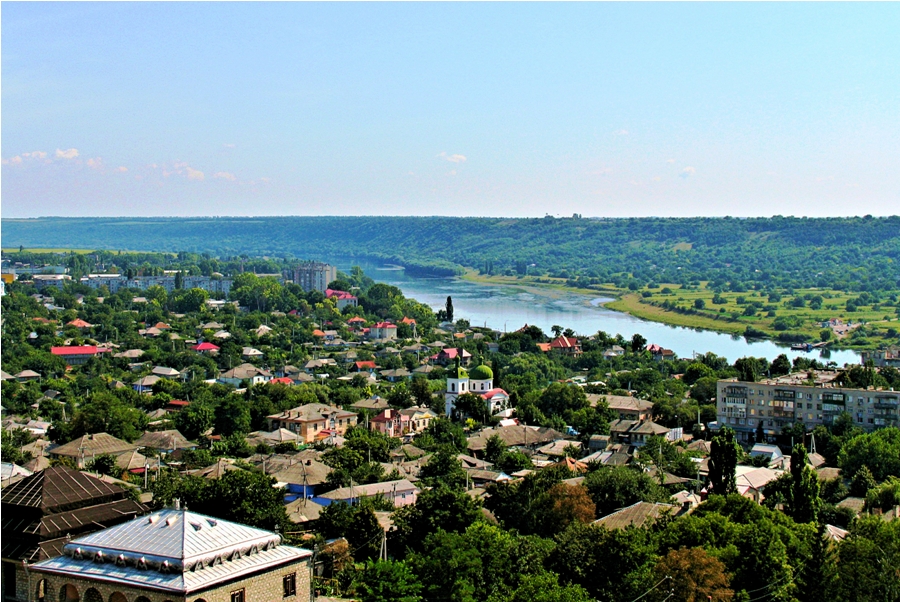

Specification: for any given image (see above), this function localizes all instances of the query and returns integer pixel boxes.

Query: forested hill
[4,215,900,290]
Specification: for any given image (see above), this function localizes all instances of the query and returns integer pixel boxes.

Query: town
[2,252,899,602]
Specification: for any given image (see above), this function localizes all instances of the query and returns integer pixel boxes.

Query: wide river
[327,257,861,366]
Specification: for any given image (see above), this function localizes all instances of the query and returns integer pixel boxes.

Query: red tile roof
[549,335,580,349]
[355,361,377,370]
[66,318,93,328]
[401,317,416,325]
[372,322,397,329]
[482,388,509,400]
[270,377,294,385]
[325,289,357,301]
[347,316,366,323]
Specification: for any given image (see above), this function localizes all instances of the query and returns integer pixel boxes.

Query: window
[283,573,297,598]
[231,590,245,602]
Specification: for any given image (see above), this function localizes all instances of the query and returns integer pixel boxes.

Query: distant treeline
[4,215,900,289]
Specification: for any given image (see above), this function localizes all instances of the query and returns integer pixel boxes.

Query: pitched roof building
[1,466,147,601]
[30,508,312,601]
[265,404,358,444]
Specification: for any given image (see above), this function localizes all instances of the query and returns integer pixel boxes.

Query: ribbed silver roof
[31,509,311,593]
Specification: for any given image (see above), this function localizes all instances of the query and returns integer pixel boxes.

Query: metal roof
[31,509,311,594]
[1,465,125,510]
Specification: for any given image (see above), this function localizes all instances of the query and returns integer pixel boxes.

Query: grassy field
[460,271,900,350]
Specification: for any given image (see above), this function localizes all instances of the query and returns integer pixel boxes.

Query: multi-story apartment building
[80,274,232,295]
[283,262,336,294]
[717,371,900,442]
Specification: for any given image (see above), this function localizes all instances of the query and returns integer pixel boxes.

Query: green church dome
[451,366,468,380]
[469,364,493,380]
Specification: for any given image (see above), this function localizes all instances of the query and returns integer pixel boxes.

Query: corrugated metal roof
[50,433,137,459]
[1,465,125,510]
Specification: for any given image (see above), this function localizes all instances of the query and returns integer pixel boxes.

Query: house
[191,341,220,353]
[15,370,41,383]
[50,345,109,366]
[325,289,358,310]
[266,403,358,443]
[380,368,411,382]
[603,345,626,358]
[548,335,582,356]
[466,425,567,454]
[398,406,438,433]
[646,343,675,361]
[368,322,398,340]
[218,363,273,387]
[749,443,784,464]
[151,366,181,378]
[589,394,654,421]
[595,501,683,530]
[30,509,312,602]
[134,429,197,454]
[370,409,408,438]
[430,347,472,366]
[1,466,148,601]
[48,433,138,469]
[609,420,679,447]
[133,375,161,393]
[353,361,378,373]
[65,318,93,329]
[242,347,264,359]
[482,389,511,415]
[314,479,419,507]
[270,459,332,501]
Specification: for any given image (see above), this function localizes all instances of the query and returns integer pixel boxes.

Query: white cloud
[86,157,103,169]
[652,176,661,182]
[223,143,236,148]
[55,148,79,159]
[437,152,467,163]
[449,169,458,176]
[185,167,205,181]
[591,167,613,176]
[116,166,128,172]
[4,156,23,165]
[22,151,48,160]
[214,171,236,181]
[666,158,676,164]
[614,129,629,136]
[680,166,696,178]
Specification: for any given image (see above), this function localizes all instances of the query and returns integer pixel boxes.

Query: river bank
[458,270,888,352]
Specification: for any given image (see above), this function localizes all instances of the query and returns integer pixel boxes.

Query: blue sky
[2,2,898,218]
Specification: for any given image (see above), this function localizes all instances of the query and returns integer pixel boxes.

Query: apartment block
[717,371,900,442]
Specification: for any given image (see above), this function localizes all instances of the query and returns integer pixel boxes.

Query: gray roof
[31,509,311,594]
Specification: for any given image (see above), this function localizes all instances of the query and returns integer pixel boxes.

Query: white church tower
[444,365,469,417]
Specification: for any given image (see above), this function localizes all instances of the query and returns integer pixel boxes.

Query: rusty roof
[1,465,127,512]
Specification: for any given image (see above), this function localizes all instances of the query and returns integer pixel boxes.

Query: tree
[317,502,384,562]
[583,465,668,517]
[445,296,454,323]
[708,427,740,496]
[418,445,467,489]
[790,443,821,524]
[453,392,488,423]
[652,548,733,602]
[838,427,900,482]
[631,333,647,353]
[484,434,507,465]
[68,392,148,442]
[771,354,792,377]
[351,560,423,602]
[87,453,121,477]
[410,376,433,407]
[175,402,214,440]
[391,484,482,554]
[734,357,761,382]
[536,483,596,535]
[200,468,289,531]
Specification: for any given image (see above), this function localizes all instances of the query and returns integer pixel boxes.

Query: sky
[2,2,899,219]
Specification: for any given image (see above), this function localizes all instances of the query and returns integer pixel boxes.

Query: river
[326,257,861,366]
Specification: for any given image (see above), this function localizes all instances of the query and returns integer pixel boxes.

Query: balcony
[773,390,797,402]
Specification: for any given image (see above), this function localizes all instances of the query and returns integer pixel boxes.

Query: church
[444,363,510,417]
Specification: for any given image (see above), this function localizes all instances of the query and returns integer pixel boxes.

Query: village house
[50,346,110,366]
[266,403,358,443]
[368,322,398,340]
[325,288,358,310]
[314,478,419,507]
[218,363,272,387]
[548,335,582,356]
[588,394,654,421]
